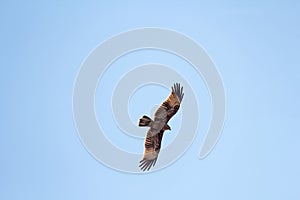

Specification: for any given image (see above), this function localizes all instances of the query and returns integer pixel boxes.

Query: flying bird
[138,83,184,171]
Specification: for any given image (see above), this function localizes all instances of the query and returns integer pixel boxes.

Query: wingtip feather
[172,82,184,102]
[139,158,157,171]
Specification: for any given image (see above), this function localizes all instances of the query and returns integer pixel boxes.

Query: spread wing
[154,83,184,123]
[139,83,184,171]
[139,129,164,171]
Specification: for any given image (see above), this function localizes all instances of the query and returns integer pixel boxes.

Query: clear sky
[1,1,300,199]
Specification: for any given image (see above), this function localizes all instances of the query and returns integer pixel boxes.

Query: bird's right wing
[154,83,184,123]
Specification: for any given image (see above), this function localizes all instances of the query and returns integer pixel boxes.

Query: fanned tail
[138,115,153,127]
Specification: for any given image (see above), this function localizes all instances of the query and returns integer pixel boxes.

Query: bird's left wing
[139,129,164,171]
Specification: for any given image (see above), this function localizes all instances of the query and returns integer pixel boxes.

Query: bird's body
[138,83,184,171]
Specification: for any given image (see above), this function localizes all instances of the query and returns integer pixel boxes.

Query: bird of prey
[138,83,184,171]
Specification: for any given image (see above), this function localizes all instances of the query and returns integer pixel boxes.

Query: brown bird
[138,83,184,171]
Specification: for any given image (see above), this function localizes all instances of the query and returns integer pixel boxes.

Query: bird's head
[164,124,171,131]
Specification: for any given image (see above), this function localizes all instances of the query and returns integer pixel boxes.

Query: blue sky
[1,1,300,199]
